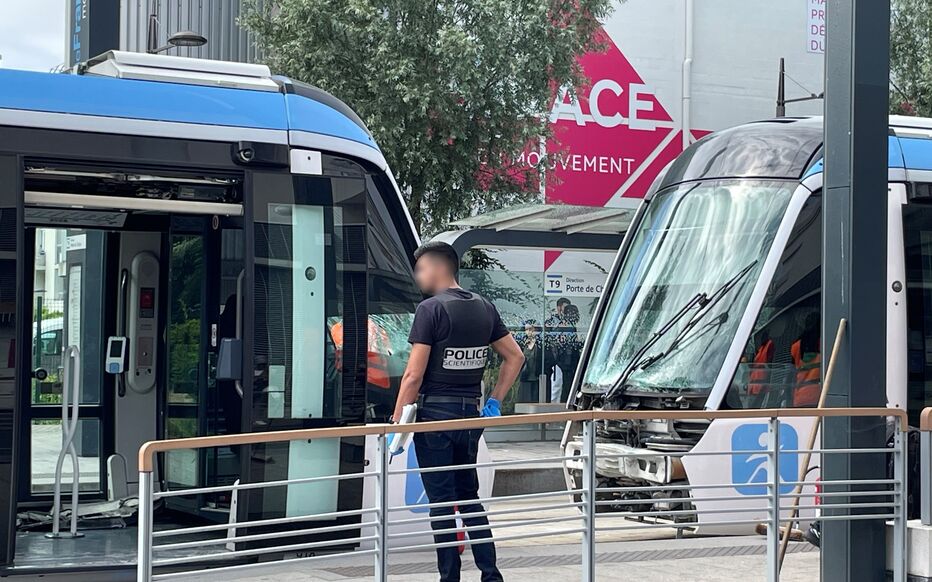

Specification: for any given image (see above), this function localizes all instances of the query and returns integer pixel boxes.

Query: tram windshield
[582,180,795,395]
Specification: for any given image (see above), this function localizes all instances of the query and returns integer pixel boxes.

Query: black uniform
[407,288,507,582]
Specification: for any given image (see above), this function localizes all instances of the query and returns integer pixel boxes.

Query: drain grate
[323,543,817,577]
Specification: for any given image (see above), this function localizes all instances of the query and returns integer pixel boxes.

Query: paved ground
[31,423,100,492]
[185,498,820,582]
[486,440,565,468]
[189,536,819,581]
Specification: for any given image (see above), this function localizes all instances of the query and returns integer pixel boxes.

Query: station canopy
[451,203,633,235]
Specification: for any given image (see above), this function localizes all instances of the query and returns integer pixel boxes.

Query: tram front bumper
[564,439,686,484]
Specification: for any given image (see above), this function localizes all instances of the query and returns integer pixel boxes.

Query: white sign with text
[808,0,826,54]
[544,272,607,297]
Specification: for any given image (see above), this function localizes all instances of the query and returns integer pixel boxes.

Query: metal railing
[136,407,907,582]
[47,345,82,540]
[917,408,932,526]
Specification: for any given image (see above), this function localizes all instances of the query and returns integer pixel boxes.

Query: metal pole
[374,435,389,582]
[67,347,81,538]
[47,346,82,539]
[776,58,786,117]
[922,429,931,526]
[581,420,597,581]
[822,0,890,580]
[137,471,154,582]
[766,418,781,582]
[892,420,907,582]
[48,348,69,538]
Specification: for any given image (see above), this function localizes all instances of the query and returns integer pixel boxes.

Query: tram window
[252,169,369,425]
[727,195,822,409]
[167,235,203,407]
[904,203,932,424]
[365,175,421,421]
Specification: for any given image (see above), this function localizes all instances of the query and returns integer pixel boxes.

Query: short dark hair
[414,241,459,275]
[556,297,571,308]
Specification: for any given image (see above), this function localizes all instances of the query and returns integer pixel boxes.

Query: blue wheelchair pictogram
[731,423,798,496]
[404,441,431,513]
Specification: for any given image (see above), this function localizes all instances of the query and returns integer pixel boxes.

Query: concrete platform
[888,520,932,581]
[487,440,567,496]
[189,533,820,581]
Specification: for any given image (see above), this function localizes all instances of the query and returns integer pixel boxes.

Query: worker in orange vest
[747,332,775,397]
[791,313,821,407]
[330,318,392,389]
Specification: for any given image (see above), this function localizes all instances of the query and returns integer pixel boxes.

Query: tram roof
[0,51,379,155]
[657,115,932,191]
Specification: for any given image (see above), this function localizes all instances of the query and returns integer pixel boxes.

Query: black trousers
[413,401,504,582]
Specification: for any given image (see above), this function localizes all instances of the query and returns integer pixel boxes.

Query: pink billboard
[536,30,709,208]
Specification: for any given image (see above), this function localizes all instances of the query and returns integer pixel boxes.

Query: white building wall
[603,0,824,135]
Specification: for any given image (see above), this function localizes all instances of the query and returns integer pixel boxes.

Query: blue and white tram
[565,116,932,529]
[0,51,421,575]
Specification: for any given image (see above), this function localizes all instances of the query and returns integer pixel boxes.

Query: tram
[0,51,421,576]
[564,116,932,529]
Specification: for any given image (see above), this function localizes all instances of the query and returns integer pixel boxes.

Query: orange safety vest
[791,339,821,407]
[330,319,392,389]
[747,339,775,396]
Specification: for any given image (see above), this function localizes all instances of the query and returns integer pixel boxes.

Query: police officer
[392,241,524,582]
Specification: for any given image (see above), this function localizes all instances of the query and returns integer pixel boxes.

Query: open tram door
[2,157,392,575]
[6,159,251,571]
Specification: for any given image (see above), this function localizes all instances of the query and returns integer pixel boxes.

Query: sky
[0,0,66,71]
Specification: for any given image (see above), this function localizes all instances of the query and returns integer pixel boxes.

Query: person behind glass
[546,297,572,327]
[518,320,553,403]
[392,241,524,582]
[556,303,582,401]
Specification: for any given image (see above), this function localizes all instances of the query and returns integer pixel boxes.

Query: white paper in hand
[388,403,418,455]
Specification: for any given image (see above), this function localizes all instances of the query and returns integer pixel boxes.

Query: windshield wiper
[604,292,708,400]
[604,260,759,400]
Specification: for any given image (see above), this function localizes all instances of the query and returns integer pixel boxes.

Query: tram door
[24,228,110,500]
[20,219,241,505]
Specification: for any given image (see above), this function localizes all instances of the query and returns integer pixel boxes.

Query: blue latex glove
[387,429,405,456]
[481,397,502,418]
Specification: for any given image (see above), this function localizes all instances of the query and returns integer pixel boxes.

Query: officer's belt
[419,395,481,406]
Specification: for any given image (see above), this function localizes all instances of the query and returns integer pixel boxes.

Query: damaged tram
[564,116,931,529]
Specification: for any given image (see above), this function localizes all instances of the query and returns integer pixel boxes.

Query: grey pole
[766,418,781,582]
[581,420,597,580]
[821,1,890,581]
[136,471,153,582]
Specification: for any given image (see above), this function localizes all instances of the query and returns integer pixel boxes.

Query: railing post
[766,417,781,582]
[581,419,597,581]
[922,424,931,526]
[137,470,154,582]
[374,434,389,582]
[892,418,907,582]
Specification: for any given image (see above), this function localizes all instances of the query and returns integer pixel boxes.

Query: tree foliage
[891,0,932,116]
[242,0,612,234]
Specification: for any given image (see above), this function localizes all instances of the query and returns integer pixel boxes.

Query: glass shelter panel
[460,249,613,411]
[460,267,545,411]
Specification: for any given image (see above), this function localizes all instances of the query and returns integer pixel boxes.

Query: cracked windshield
[582,180,795,395]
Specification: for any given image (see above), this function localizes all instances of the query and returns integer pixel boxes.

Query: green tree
[242,0,612,234]
[891,0,932,116]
